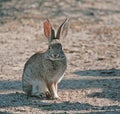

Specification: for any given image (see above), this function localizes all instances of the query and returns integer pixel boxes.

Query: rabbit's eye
[59,45,62,50]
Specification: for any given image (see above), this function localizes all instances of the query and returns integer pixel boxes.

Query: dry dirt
[0,0,120,114]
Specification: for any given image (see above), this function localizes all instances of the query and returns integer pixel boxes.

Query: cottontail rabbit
[22,18,69,99]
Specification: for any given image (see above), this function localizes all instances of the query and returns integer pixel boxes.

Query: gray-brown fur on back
[22,18,69,99]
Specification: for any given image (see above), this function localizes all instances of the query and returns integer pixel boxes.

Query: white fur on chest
[50,73,64,83]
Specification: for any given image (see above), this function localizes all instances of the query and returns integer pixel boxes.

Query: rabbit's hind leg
[45,91,51,99]
[31,80,48,98]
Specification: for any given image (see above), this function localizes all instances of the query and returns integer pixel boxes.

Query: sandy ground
[0,0,120,113]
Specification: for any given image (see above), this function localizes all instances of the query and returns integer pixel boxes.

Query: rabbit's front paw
[52,95,61,100]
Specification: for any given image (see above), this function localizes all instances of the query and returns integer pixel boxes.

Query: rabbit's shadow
[0,92,49,108]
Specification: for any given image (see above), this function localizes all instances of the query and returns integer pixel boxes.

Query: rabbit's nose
[52,54,59,58]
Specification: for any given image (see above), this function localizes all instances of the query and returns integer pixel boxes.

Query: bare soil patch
[0,0,120,113]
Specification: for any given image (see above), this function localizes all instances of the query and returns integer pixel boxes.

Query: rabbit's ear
[56,18,70,39]
[44,19,55,39]
[44,19,51,38]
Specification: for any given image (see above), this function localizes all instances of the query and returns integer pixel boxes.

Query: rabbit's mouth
[49,56,65,61]
[44,53,65,61]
